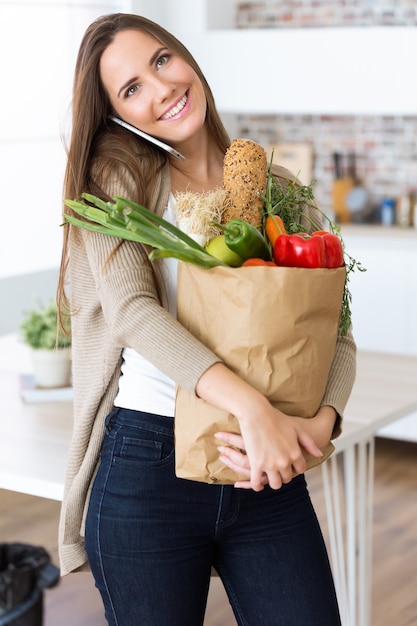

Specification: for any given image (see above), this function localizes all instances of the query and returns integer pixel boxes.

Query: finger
[292,456,307,477]
[234,481,264,490]
[217,446,250,470]
[267,472,283,490]
[282,450,309,482]
[298,431,323,458]
[214,432,245,450]
[249,469,269,492]
[219,454,251,477]
[234,481,259,490]
[234,473,269,490]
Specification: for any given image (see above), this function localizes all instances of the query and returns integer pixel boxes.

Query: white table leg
[321,436,375,626]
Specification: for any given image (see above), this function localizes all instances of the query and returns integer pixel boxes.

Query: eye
[156,53,171,70]
[125,84,140,98]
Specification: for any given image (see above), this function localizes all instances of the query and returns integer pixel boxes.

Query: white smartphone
[109,116,185,161]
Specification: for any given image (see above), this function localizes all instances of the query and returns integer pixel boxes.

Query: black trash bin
[0,543,60,626]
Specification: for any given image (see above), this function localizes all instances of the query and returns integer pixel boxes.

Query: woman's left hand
[215,405,337,489]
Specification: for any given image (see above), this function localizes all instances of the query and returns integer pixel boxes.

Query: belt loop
[105,407,119,432]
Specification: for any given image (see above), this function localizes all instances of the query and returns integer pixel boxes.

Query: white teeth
[162,94,187,120]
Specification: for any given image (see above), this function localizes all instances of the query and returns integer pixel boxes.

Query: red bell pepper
[273,231,344,269]
[311,231,344,268]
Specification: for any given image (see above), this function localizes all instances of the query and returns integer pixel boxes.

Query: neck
[169,136,224,194]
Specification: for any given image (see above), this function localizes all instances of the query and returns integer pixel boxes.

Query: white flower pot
[31,348,72,388]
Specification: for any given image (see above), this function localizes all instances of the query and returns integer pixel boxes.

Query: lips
[160,92,188,120]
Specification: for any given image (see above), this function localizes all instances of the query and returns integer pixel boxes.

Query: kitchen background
[217,0,417,220]
[230,112,417,220]
[1,7,415,626]
[234,0,417,28]
[1,0,417,365]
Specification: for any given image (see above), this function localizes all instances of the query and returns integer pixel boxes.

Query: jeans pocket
[110,427,174,469]
[120,436,165,463]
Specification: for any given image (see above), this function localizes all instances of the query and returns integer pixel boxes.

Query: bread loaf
[222,138,267,227]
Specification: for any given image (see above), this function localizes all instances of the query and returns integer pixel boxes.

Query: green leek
[64,194,226,269]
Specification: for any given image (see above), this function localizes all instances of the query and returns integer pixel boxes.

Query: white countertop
[1,368,72,500]
[0,350,416,501]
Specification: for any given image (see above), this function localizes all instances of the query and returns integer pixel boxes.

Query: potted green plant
[20,299,72,388]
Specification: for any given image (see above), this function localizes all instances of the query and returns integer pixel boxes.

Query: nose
[149,75,174,102]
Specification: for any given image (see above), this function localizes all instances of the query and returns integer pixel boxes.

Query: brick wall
[234,113,417,219]
[225,3,417,221]
[236,1,417,28]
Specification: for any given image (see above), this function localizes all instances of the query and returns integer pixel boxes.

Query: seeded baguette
[222,138,267,227]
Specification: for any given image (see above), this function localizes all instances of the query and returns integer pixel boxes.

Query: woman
[58,13,356,625]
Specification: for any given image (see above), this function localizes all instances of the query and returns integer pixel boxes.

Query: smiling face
[100,29,208,148]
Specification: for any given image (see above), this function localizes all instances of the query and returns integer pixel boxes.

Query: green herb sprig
[261,162,366,336]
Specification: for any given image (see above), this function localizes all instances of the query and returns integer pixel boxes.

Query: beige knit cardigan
[58,160,356,576]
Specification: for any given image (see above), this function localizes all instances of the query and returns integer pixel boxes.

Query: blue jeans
[85,407,341,626]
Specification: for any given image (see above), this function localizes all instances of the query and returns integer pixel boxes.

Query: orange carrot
[265,215,287,247]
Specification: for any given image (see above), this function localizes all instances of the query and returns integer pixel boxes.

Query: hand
[292,405,338,450]
[195,363,330,492]
[215,407,323,491]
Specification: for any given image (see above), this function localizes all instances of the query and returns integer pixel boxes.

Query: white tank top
[114,195,178,416]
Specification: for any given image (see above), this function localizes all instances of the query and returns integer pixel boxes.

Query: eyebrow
[117,47,167,99]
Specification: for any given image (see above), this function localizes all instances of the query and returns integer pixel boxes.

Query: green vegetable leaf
[63,194,222,270]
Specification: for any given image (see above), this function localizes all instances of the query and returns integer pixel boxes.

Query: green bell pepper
[215,219,272,262]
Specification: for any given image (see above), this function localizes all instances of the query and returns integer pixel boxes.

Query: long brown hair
[57,12,230,323]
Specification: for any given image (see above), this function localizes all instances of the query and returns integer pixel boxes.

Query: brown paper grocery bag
[175,263,346,484]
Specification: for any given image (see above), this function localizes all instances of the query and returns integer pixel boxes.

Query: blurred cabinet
[341,225,417,442]
[341,226,417,356]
